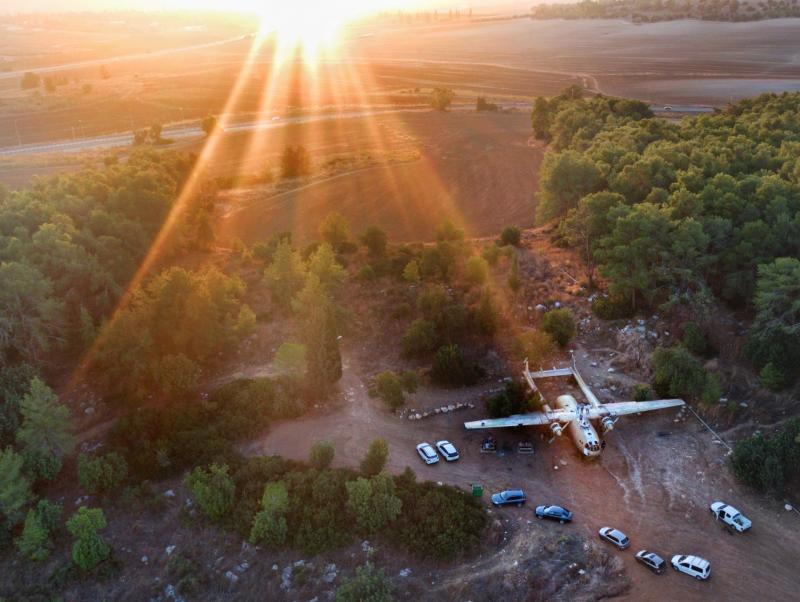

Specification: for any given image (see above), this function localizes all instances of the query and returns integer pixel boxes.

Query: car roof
[547,505,566,512]
[608,528,627,539]
[683,555,710,568]
[504,489,524,496]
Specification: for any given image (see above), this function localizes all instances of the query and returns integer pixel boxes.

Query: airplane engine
[549,422,563,437]
[601,417,615,433]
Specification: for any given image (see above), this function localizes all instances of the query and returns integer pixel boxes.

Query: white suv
[416,442,439,465]
[671,555,711,580]
[710,501,751,532]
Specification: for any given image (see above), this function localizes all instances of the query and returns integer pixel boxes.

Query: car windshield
[422,447,434,457]
[443,444,455,454]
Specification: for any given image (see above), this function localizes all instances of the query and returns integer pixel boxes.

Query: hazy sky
[1,1,533,15]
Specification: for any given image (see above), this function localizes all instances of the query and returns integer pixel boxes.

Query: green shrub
[541,308,576,347]
[77,452,128,495]
[730,419,800,494]
[401,319,440,358]
[513,330,558,368]
[759,362,789,391]
[310,441,335,470]
[374,371,417,410]
[360,439,389,477]
[681,322,713,357]
[430,344,482,387]
[184,464,235,521]
[389,479,486,560]
[465,255,489,287]
[336,562,394,602]
[360,226,388,257]
[632,384,652,402]
[591,295,634,320]
[651,346,721,404]
[249,481,290,547]
[16,499,61,561]
[486,380,537,418]
[472,290,500,337]
[345,473,402,534]
[499,226,522,247]
[66,507,109,571]
[359,265,377,281]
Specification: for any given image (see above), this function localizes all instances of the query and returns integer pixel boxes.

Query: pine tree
[16,377,74,480]
[66,507,110,571]
[0,446,32,523]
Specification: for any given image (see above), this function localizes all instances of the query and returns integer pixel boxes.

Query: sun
[248,1,399,64]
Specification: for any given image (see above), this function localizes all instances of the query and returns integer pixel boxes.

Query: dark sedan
[635,550,666,574]
[535,505,573,523]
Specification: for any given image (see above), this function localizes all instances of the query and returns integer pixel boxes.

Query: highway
[0,101,716,156]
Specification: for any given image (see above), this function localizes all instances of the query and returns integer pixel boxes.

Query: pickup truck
[710,501,751,532]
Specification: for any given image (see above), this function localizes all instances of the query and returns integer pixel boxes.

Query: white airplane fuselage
[553,394,603,457]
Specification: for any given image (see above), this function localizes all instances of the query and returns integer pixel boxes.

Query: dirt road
[246,353,800,601]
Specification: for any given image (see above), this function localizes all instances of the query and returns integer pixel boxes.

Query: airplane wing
[464,409,577,429]
[587,399,684,420]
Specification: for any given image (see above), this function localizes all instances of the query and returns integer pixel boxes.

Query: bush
[541,308,576,347]
[476,96,499,112]
[66,507,109,571]
[591,295,635,320]
[374,371,417,410]
[402,260,420,283]
[472,290,500,337]
[360,439,389,477]
[681,322,713,357]
[401,319,440,358]
[632,384,652,402]
[730,419,800,494]
[77,452,127,495]
[651,346,721,404]
[336,562,394,602]
[281,145,311,178]
[486,380,537,418]
[499,226,521,247]
[430,87,455,111]
[430,344,482,388]
[465,255,489,287]
[184,464,235,521]
[345,473,402,534]
[360,226,388,257]
[249,481,290,547]
[16,499,62,561]
[389,479,486,560]
[759,362,789,392]
[513,329,558,368]
[310,441,335,470]
[359,265,377,281]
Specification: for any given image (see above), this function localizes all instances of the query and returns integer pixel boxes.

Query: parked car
[635,550,665,574]
[598,527,630,549]
[710,501,751,532]
[416,442,439,465]
[490,489,526,507]
[535,505,573,523]
[671,555,711,580]
[435,440,460,461]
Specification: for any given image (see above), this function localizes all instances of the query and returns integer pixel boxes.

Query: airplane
[464,355,684,458]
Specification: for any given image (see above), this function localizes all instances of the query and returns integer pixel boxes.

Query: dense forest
[530,0,800,22]
[533,89,800,390]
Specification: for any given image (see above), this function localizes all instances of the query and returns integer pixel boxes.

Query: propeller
[601,416,619,433]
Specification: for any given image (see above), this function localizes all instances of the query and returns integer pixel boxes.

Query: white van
[671,555,711,580]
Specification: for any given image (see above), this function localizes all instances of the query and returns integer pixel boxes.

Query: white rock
[165,545,176,556]
[578,568,586,575]
[225,571,238,584]
[272,564,279,571]
[141,555,149,564]
[399,568,412,578]
[163,489,176,498]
